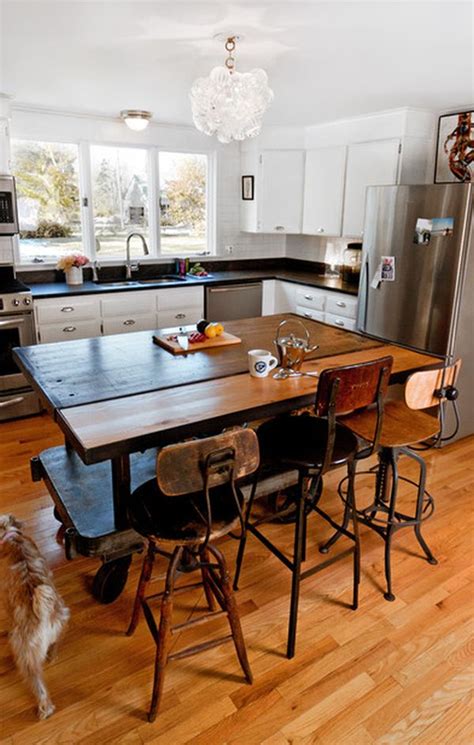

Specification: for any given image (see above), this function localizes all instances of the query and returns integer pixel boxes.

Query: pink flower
[56,254,90,271]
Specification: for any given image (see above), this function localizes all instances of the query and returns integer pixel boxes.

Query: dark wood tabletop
[14,314,384,415]
[57,344,442,464]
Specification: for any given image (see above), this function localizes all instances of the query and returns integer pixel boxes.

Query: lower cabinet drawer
[295,305,325,323]
[39,319,102,343]
[325,293,357,319]
[35,296,100,324]
[102,314,157,335]
[324,312,356,331]
[157,306,203,328]
[295,288,326,311]
[156,286,203,311]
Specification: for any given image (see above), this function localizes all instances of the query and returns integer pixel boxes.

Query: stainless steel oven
[0,175,19,235]
[0,289,40,420]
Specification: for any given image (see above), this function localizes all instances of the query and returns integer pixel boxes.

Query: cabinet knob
[63,326,76,333]
[336,301,346,308]
[304,312,312,318]
[175,313,186,319]
[61,306,74,313]
[123,319,136,326]
[274,225,285,231]
[304,294,313,301]
[316,227,325,233]
[335,320,345,327]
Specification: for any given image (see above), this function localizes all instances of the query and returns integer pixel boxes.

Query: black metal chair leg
[383,450,399,602]
[347,460,361,610]
[407,448,438,565]
[301,505,308,563]
[319,466,351,554]
[233,473,258,591]
[287,474,306,659]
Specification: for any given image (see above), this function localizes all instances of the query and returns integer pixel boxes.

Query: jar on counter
[342,242,362,285]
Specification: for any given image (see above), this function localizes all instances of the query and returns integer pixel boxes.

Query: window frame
[11,137,216,267]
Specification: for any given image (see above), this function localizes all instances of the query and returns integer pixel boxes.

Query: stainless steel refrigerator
[357,183,473,440]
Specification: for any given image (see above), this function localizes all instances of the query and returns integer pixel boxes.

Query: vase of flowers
[57,254,89,285]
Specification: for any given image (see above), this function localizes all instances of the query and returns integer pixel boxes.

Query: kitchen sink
[93,275,187,287]
[139,275,187,284]
[94,280,140,287]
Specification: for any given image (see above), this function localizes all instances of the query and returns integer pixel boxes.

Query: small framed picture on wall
[434,110,474,183]
[241,175,255,200]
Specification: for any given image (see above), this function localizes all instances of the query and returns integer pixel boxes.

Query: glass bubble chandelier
[190,35,274,144]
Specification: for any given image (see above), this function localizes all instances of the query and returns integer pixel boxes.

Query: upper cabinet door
[302,147,346,236]
[260,150,305,234]
[342,139,401,237]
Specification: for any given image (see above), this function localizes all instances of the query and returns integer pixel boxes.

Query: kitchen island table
[14,314,441,602]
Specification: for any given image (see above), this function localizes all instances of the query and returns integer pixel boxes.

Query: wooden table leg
[111,455,131,531]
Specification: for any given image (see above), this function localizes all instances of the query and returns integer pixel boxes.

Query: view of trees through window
[11,140,83,261]
[159,152,207,255]
[91,145,149,258]
[11,139,210,262]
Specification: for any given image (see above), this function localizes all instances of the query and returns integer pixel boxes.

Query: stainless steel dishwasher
[205,282,262,321]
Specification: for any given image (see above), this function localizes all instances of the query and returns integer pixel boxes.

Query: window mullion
[78,142,96,260]
[147,147,160,257]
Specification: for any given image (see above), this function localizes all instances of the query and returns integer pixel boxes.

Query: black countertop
[29,269,358,299]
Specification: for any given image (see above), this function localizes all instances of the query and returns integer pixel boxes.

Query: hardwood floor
[1,412,473,743]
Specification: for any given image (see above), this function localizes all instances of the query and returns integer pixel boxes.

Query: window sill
[16,254,214,271]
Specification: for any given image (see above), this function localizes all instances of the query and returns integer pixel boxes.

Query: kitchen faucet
[125,233,149,279]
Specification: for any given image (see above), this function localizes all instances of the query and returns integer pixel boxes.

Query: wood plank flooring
[0,412,473,744]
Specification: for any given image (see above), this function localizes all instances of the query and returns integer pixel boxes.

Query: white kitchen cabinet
[324,313,356,331]
[35,285,204,343]
[35,295,100,325]
[342,139,400,237]
[156,286,203,312]
[38,319,102,343]
[157,306,203,328]
[294,286,326,312]
[273,281,296,313]
[270,279,358,330]
[325,292,358,319]
[260,150,305,234]
[101,290,156,318]
[296,306,325,323]
[102,314,157,335]
[302,147,346,236]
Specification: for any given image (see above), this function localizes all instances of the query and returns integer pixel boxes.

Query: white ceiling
[1,1,473,127]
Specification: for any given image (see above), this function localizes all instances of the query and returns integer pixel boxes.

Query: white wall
[8,105,285,264]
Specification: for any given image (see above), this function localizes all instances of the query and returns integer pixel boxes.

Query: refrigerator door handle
[356,259,369,332]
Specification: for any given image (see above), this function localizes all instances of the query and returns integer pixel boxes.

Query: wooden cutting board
[153,331,242,355]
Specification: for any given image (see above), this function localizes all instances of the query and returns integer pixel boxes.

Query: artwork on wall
[434,110,474,183]
[241,175,254,200]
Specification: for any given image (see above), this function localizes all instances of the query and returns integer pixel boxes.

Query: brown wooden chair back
[156,428,259,497]
[404,360,461,410]
[314,356,393,470]
[315,356,393,417]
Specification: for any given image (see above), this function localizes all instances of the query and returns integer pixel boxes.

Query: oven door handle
[0,396,25,408]
[0,318,25,327]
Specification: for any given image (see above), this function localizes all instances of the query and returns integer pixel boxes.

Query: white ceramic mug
[248,349,278,378]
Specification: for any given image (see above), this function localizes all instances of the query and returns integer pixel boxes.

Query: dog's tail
[33,585,69,625]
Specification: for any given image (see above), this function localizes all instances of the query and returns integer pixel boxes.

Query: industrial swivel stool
[320,360,461,601]
[126,428,259,721]
[234,355,393,658]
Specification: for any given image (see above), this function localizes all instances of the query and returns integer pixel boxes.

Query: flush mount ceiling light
[120,110,153,131]
[190,34,273,144]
